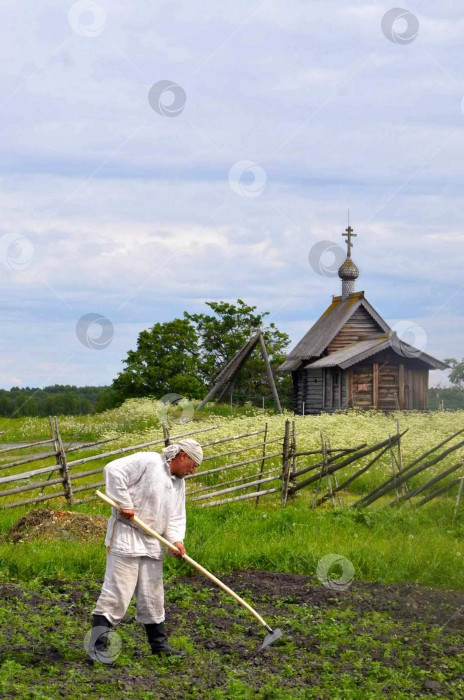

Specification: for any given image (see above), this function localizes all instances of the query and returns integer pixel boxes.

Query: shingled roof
[278,291,390,372]
[305,334,448,371]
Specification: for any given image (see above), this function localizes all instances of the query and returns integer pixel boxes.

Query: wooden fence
[0,418,463,514]
[0,419,220,509]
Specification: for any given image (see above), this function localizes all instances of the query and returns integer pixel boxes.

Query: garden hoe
[95,490,282,651]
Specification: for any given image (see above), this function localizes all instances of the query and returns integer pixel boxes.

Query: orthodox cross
[342,225,356,257]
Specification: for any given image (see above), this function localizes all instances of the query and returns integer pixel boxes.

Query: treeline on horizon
[0,385,119,417]
[0,384,461,418]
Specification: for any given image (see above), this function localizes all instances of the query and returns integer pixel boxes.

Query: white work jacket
[103,451,186,559]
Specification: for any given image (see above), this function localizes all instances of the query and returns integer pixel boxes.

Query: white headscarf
[162,438,203,466]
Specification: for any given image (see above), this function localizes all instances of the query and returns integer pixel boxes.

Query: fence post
[289,420,297,492]
[162,423,171,447]
[453,467,464,523]
[396,419,409,502]
[326,435,342,508]
[312,431,327,509]
[258,331,282,414]
[33,417,61,505]
[281,420,291,505]
[54,416,73,504]
[255,422,268,506]
[389,434,399,503]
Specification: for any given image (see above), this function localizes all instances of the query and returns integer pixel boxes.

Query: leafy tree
[429,386,464,410]
[113,299,291,405]
[12,393,32,417]
[112,318,206,400]
[0,385,116,417]
[444,358,464,390]
[0,395,12,416]
[95,387,120,413]
[185,299,291,400]
[78,397,93,415]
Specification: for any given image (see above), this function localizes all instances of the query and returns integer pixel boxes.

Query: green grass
[1,402,464,589]
[1,494,463,590]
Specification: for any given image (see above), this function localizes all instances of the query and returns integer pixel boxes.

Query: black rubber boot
[87,614,113,664]
[145,622,186,657]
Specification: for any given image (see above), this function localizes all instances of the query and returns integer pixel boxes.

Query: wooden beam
[292,432,406,495]
[0,452,58,472]
[316,443,391,506]
[255,422,268,506]
[398,363,404,409]
[373,362,378,409]
[197,332,261,410]
[354,435,464,508]
[392,459,464,506]
[327,369,332,409]
[216,380,233,403]
[191,474,281,502]
[322,370,326,409]
[0,438,55,455]
[258,332,282,414]
[200,486,281,507]
[185,450,282,479]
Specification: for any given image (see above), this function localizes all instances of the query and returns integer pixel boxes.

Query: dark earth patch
[0,570,463,699]
[191,570,464,633]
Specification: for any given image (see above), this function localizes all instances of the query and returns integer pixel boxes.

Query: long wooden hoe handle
[95,490,271,631]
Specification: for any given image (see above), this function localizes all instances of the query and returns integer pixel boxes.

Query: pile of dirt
[2,509,107,544]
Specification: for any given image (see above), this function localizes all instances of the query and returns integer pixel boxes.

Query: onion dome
[338,258,359,281]
[338,225,360,300]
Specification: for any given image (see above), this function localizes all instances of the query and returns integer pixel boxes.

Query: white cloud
[0,1,461,389]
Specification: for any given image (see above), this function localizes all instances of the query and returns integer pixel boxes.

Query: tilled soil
[204,570,464,633]
[0,570,463,699]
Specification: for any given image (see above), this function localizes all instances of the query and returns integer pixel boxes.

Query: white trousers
[92,552,165,626]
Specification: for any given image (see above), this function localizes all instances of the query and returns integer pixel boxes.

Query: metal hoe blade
[260,627,283,651]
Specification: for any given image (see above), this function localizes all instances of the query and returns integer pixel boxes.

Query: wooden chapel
[278,226,448,414]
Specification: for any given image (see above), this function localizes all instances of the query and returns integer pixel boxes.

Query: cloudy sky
[1,1,463,389]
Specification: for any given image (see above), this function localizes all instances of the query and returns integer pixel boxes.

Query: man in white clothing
[88,438,203,660]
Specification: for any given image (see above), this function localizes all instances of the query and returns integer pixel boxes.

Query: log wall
[293,368,350,414]
[292,368,324,414]
[378,363,399,410]
[350,351,429,410]
[305,368,324,410]
[291,346,430,413]
[328,307,382,352]
[351,364,373,408]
